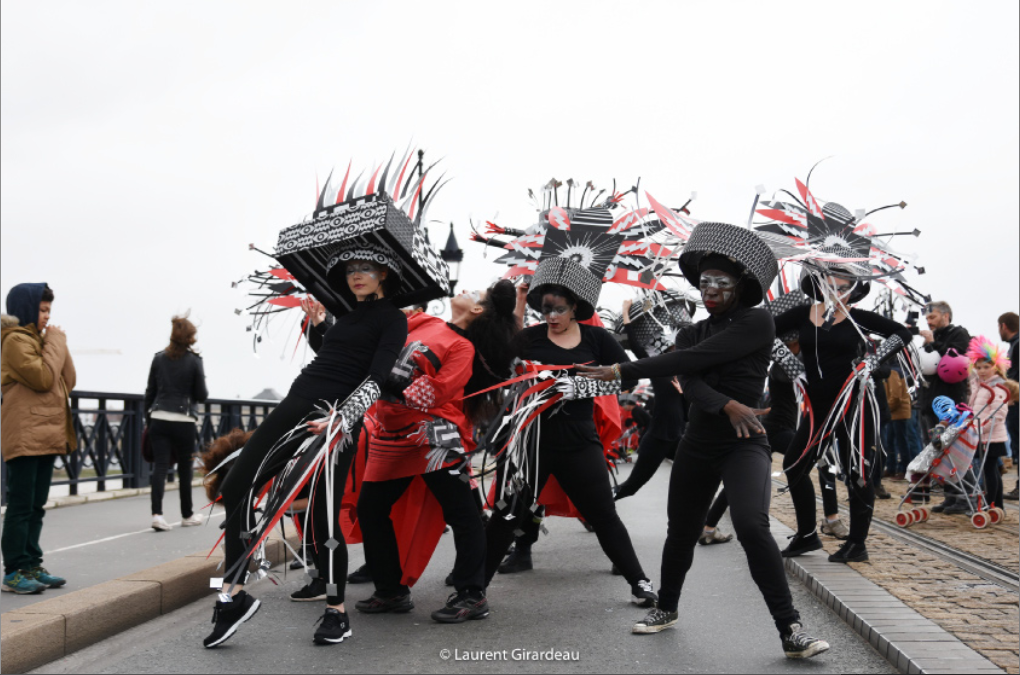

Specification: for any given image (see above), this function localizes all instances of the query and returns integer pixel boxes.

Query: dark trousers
[484,422,646,586]
[615,433,680,499]
[982,443,1007,508]
[218,393,356,603]
[784,394,877,544]
[1008,406,1019,480]
[2,455,56,574]
[358,470,486,597]
[658,440,799,633]
[704,426,802,528]
[148,419,196,518]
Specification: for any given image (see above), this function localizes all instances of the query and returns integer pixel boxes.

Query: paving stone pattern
[769,456,1019,674]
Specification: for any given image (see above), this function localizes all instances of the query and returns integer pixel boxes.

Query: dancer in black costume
[579,222,829,659]
[614,299,687,501]
[204,255,407,648]
[775,274,910,563]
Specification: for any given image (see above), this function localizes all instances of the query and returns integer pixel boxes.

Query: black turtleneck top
[619,304,775,449]
[291,299,408,402]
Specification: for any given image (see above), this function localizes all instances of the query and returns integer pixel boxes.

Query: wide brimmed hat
[678,222,778,307]
[526,257,600,321]
[628,289,695,356]
[275,192,450,315]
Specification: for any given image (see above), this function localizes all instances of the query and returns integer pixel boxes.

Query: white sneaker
[181,514,205,527]
[152,515,172,532]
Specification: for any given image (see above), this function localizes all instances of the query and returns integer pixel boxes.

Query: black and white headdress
[678,222,779,307]
[627,289,695,356]
[274,151,451,315]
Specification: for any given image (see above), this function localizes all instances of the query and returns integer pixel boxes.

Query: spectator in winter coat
[1,283,74,595]
[882,365,917,480]
[999,312,1019,500]
[919,301,971,435]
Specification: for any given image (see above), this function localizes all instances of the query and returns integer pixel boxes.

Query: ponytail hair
[464,279,519,425]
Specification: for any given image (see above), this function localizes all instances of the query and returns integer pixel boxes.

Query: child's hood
[5,282,47,329]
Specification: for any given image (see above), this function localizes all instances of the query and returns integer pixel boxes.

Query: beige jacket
[1,314,77,461]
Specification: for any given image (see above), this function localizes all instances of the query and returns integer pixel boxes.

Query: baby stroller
[896,384,1011,529]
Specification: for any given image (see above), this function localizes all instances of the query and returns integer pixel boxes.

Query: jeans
[2,455,56,574]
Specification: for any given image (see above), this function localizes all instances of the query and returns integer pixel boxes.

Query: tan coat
[883,369,911,422]
[1,314,77,461]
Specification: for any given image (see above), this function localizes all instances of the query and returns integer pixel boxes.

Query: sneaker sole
[431,609,490,623]
[314,628,353,645]
[355,602,414,614]
[152,525,172,532]
[785,640,830,659]
[781,542,823,558]
[1,584,45,595]
[291,594,328,602]
[828,554,869,564]
[204,598,261,648]
[632,620,677,634]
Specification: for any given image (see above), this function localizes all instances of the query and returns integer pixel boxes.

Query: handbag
[141,426,154,463]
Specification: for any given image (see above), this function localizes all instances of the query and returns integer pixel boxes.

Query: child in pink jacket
[967,336,1018,510]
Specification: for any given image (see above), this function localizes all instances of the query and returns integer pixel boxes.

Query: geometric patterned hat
[525,207,624,321]
[275,190,450,316]
[678,222,779,307]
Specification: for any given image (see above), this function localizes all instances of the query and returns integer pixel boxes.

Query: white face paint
[699,273,737,303]
[346,262,379,279]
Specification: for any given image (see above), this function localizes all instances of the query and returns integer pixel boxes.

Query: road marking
[45,511,226,555]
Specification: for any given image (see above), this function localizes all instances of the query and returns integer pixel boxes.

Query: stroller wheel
[895,511,913,527]
[989,508,1003,524]
[971,512,989,529]
[918,507,931,522]
[910,508,927,523]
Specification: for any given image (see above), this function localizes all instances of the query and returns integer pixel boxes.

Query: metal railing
[1,392,279,506]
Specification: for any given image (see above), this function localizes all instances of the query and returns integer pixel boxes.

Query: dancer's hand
[300,297,326,326]
[307,412,341,435]
[575,363,617,381]
[722,400,769,438]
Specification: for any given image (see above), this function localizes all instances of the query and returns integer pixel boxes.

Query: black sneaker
[497,547,533,574]
[828,541,869,563]
[631,579,657,608]
[781,622,830,659]
[313,608,352,645]
[291,578,328,602]
[430,591,490,623]
[444,571,455,586]
[931,499,952,513]
[781,532,822,558]
[203,591,261,648]
[874,484,891,500]
[347,564,372,584]
[632,607,679,634]
[289,558,307,571]
[1005,484,1019,501]
[354,593,414,614]
[943,502,973,515]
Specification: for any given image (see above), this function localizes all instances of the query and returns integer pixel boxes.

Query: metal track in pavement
[771,478,1020,593]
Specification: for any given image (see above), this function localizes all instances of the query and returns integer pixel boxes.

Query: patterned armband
[336,378,381,431]
[869,334,906,368]
[772,339,805,381]
[403,375,437,412]
[556,375,622,400]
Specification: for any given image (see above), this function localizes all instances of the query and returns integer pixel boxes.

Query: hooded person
[578,221,830,660]
[1,283,74,594]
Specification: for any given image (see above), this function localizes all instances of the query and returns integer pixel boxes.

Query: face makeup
[346,262,380,278]
[699,272,738,311]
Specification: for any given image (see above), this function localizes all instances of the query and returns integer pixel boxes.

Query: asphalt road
[0,485,220,613]
[31,463,894,674]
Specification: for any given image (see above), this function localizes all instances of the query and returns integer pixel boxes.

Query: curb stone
[0,530,298,674]
[770,518,1005,674]
[0,478,205,516]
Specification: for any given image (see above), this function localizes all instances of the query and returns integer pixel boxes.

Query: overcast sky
[2,1,1017,400]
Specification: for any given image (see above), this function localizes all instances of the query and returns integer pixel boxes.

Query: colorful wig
[966,335,1012,375]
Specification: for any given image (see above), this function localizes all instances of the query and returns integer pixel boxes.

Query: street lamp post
[441,222,463,297]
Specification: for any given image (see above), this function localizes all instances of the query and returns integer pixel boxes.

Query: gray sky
[2,1,1018,400]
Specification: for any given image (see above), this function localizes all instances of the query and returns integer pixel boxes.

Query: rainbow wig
[966,335,1012,374]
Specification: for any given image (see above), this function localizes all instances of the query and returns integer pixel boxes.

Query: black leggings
[983,443,1007,509]
[358,470,486,597]
[484,421,646,586]
[148,419,196,518]
[703,427,827,529]
[783,391,877,544]
[659,439,799,633]
[218,392,355,603]
[615,433,680,500]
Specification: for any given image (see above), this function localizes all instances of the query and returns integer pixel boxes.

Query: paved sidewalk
[769,456,1019,674]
